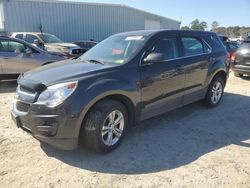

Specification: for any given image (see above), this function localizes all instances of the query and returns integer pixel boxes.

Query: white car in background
[229,36,244,42]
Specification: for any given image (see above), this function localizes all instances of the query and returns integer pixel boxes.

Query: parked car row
[11,32,99,58]
[0,32,98,80]
[11,30,230,152]
[0,36,68,80]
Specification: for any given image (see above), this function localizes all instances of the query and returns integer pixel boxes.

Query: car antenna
[39,14,43,35]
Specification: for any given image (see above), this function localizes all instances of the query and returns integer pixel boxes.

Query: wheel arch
[78,93,137,137]
[209,70,227,85]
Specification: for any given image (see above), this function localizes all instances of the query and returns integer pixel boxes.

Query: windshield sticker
[125,36,144,41]
[114,59,124,64]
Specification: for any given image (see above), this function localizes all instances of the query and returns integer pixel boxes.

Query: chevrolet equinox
[11,30,229,152]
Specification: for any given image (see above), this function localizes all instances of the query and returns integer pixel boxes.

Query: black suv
[11,30,229,152]
[231,40,250,77]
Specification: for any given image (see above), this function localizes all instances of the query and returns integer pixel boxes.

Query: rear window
[228,43,238,50]
[15,34,23,40]
[181,37,210,56]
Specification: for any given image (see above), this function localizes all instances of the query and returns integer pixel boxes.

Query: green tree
[190,19,207,31]
[211,21,219,30]
[200,21,208,30]
[181,26,190,30]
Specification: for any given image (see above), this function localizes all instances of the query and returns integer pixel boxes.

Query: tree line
[181,19,250,39]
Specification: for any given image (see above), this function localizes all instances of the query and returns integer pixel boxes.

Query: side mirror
[144,52,165,64]
[33,39,43,45]
[25,48,33,55]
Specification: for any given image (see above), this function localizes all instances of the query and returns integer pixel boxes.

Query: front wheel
[204,77,225,107]
[82,99,128,153]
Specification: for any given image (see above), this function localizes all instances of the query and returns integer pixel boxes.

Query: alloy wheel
[211,81,223,104]
[101,110,124,146]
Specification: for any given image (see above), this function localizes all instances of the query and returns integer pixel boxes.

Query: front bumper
[231,65,250,75]
[11,100,79,150]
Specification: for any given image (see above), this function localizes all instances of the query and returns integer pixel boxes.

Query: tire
[82,99,128,153]
[234,72,243,78]
[204,76,225,107]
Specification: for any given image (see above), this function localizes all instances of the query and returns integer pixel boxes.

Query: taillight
[231,52,237,65]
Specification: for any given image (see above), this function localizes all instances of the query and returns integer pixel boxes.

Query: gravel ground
[0,73,250,188]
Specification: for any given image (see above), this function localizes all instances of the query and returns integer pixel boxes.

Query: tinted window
[181,37,209,56]
[0,40,26,53]
[15,34,23,40]
[150,38,179,60]
[228,43,238,50]
[25,34,39,43]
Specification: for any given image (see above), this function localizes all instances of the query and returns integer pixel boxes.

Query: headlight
[60,47,70,53]
[36,81,78,107]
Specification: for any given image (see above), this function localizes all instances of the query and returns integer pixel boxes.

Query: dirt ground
[0,73,250,188]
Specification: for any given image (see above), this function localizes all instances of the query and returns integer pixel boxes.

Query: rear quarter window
[181,37,210,56]
[207,34,226,52]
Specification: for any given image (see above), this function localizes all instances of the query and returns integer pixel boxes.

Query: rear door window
[150,38,179,60]
[0,40,26,53]
[181,37,210,56]
[25,34,39,44]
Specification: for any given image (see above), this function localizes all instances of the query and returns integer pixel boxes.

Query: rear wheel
[82,99,128,153]
[204,76,225,107]
[234,72,243,77]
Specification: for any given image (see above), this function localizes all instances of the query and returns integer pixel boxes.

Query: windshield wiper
[87,59,105,65]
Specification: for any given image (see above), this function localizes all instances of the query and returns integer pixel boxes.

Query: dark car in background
[73,40,98,53]
[224,41,239,57]
[231,40,250,77]
[11,32,84,58]
[11,30,229,153]
[0,36,67,80]
[218,35,229,42]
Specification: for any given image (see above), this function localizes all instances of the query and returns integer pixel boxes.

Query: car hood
[18,60,112,88]
[45,43,80,48]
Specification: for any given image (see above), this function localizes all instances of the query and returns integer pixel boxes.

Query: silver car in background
[0,36,67,80]
[11,32,84,58]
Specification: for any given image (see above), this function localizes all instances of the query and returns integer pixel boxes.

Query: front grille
[72,49,84,55]
[16,101,30,112]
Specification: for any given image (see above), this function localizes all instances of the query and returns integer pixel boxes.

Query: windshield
[38,34,63,43]
[79,35,148,65]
